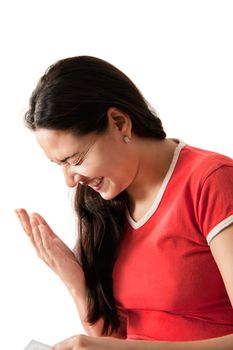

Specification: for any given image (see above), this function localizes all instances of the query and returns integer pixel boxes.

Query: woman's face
[35,108,139,200]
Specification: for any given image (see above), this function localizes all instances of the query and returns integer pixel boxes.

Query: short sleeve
[197,165,233,244]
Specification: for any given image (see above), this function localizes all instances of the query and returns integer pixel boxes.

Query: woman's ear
[107,107,132,136]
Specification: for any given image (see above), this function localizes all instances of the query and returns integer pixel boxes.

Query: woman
[16,56,233,349]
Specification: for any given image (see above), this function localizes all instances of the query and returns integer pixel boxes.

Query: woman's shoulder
[180,142,233,180]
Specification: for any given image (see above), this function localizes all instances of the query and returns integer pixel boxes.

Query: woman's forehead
[35,128,99,146]
[35,129,86,162]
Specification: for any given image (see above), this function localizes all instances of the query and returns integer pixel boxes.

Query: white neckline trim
[126,139,186,229]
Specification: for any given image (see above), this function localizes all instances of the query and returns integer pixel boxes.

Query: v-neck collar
[126,139,185,229]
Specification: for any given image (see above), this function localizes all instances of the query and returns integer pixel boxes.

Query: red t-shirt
[113,140,233,341]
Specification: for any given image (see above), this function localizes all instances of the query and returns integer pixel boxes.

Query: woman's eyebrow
[51,151,80,164]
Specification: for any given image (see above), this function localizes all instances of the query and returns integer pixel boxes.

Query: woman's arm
[15,208,126,338]
[69,286,126,338]
[51,332,233,350]
[209,223,233,307]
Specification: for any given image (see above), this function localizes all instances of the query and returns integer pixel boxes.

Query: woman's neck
[126,138,178,217]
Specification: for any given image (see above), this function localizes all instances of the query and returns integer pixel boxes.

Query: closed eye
[70,144,92,166]
[72,160,82,166]
[70,156,84,166]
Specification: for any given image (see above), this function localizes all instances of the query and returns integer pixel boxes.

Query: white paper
[24,340,51,350]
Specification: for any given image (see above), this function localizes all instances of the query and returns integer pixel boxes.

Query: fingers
[15,208,53,254]
[52,336,73,349]
[30,217,57,263]
[31,212,56,239]
[38,223,54,254]
[15,208,33,237]
[30,215,43,252]
[15,208,55,238]
[52,335,83,350]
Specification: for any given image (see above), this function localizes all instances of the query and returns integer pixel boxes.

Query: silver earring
[123,136,131,143]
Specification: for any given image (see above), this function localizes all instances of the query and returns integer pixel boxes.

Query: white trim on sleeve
[206,215,233,244]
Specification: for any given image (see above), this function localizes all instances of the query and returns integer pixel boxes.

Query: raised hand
[15,208,85,294]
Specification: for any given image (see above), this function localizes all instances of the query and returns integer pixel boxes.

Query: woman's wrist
[67,277,86,296]
[62,264,86,297]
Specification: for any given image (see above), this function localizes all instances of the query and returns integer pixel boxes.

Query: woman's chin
[98,187,122,201]
[96,180,126,200]
[99,191,117,200]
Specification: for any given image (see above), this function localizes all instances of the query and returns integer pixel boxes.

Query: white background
[0,0,232,348]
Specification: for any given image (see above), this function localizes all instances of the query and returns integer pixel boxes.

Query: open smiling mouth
[80,176,104,191]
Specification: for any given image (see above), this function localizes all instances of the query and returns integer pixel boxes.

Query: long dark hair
[24,55,166,335]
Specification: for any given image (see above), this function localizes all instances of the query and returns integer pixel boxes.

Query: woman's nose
[62,165,84,188]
